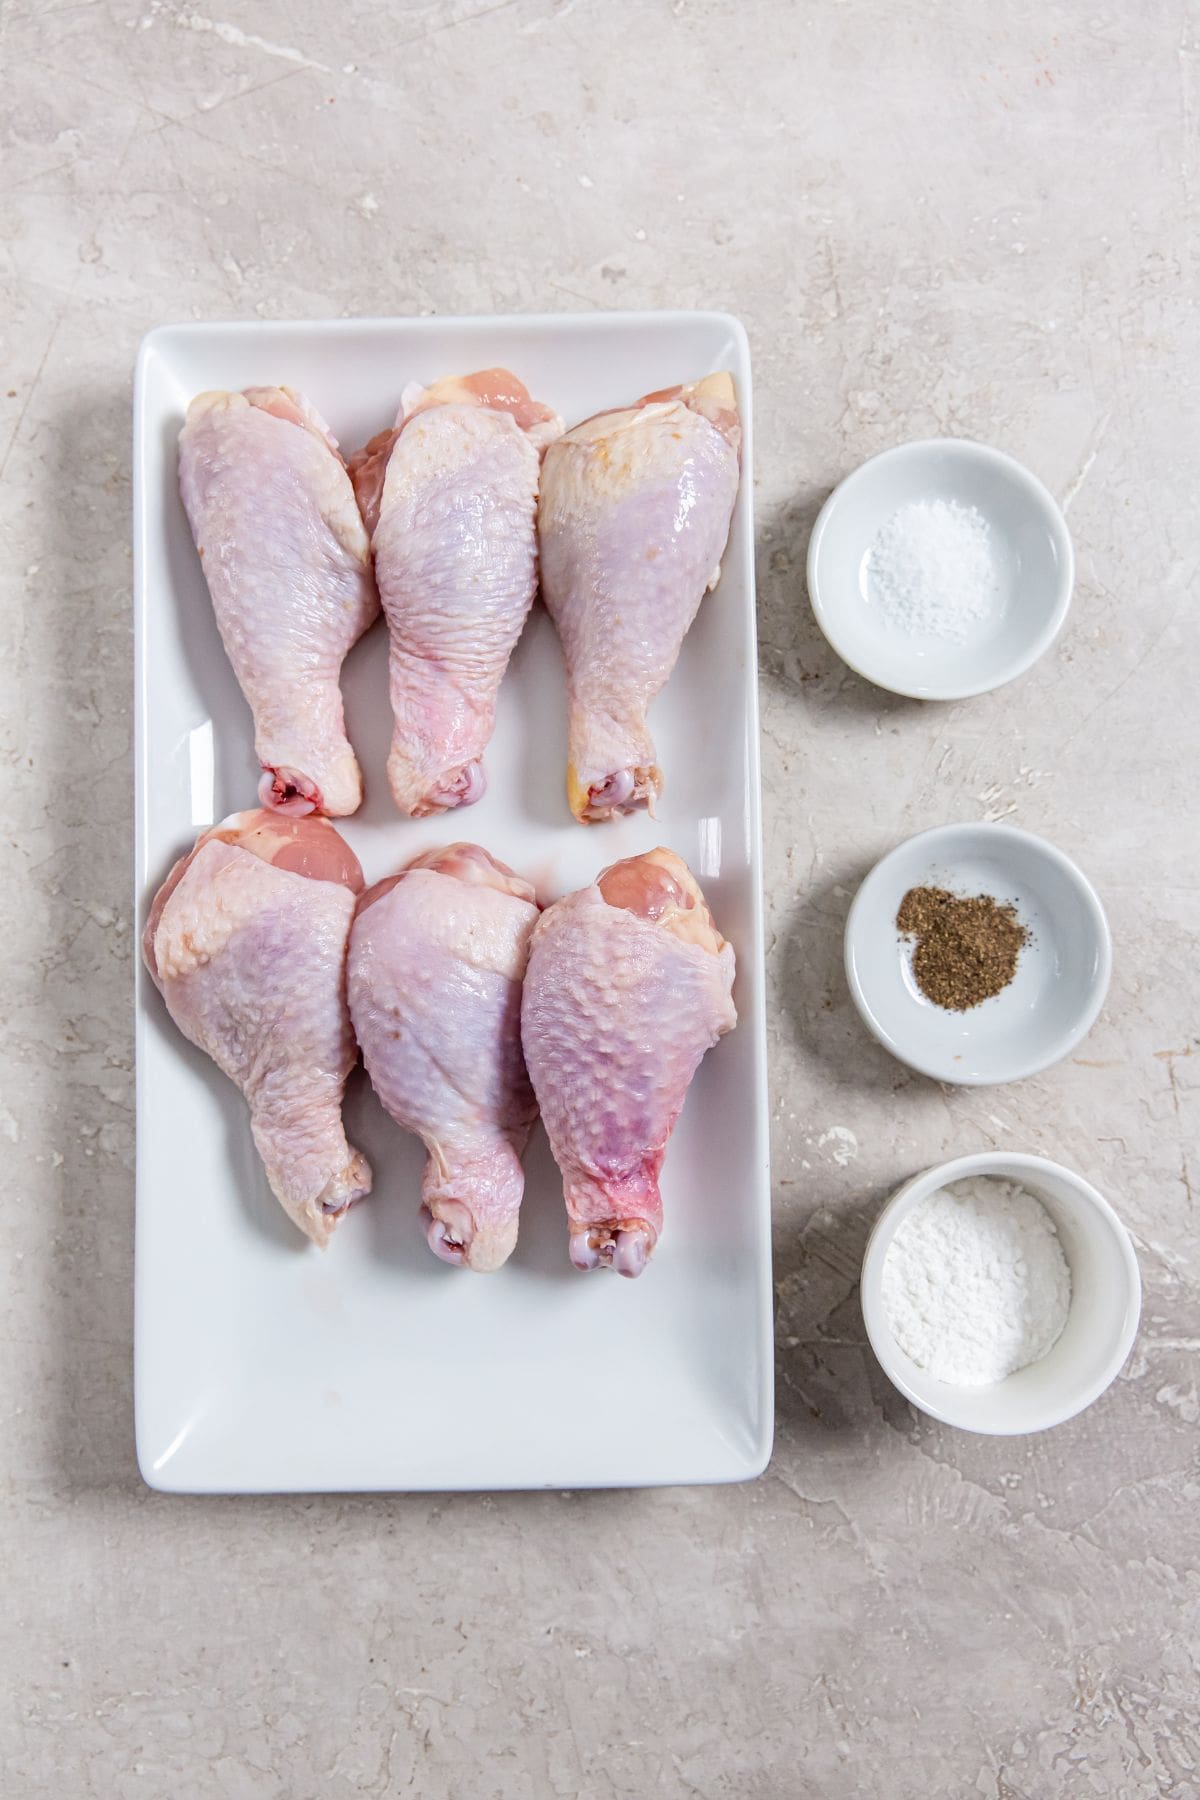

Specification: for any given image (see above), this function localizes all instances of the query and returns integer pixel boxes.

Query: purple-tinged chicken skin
[537,373,741,823]
[143,809,372,1245]
[522,848,736,1277]
[348,843,541,1271]
[178,388,379,818]
[348,371,562,818]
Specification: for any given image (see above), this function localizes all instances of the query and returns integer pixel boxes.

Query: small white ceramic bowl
[861,1152,1141,1434]
[806,438,1074,698]
[845,822,1111,1085]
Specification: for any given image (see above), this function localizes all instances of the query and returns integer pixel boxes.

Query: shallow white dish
[134,312,772,1493]
[860,1152,1141,1434]
[845,822,1111,1085]
[807,438,1074,699]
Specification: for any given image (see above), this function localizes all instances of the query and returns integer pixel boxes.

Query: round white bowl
[861,1152,1141,1434]
[845,822,1111,1085]
[806,438,1074,699]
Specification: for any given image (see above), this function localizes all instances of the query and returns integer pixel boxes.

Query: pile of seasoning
[867,498,1000,642]
[881,1175,1072,1385]
[897,885,1027,1010]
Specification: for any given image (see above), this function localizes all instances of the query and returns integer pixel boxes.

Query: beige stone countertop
[2,2,1197,1795]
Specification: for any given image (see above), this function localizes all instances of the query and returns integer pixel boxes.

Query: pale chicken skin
[143,809,371,1246]
[348,371,562,818]
[538,374,741,823]
[522,848,736,1277]
[179,388,379,818]
[347,843,541,1272]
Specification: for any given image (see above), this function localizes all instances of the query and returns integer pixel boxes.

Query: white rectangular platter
[134,311,771,1492]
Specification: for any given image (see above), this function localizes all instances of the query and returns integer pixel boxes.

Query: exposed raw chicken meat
[347,843,540,1271]
[179,388,379,818]
[143,808,371,1245]
[537,374,741,822]
[521,848,736,1276]
[347,370,562,818]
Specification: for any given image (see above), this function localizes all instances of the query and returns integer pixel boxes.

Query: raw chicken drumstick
[143,809,372,1245]
[348,371,562,818]
[179,388,379,818]
[537,374,741,823]
[522,848,736,1277]
[348,843,541,1271]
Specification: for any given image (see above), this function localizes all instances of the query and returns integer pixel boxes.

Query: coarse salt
[881,1176,1071,1386]
[867,497,999,641]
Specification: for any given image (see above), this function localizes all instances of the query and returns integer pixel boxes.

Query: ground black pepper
[897,885,1027,1011]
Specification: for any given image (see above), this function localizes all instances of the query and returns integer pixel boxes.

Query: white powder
[880,1176,1072,1386]
[867,498,999,640]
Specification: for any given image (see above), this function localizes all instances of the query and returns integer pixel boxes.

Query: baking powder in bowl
[881,1176,1072,1386]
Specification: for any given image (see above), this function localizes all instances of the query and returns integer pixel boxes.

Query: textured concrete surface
[2,2,1198,1795]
